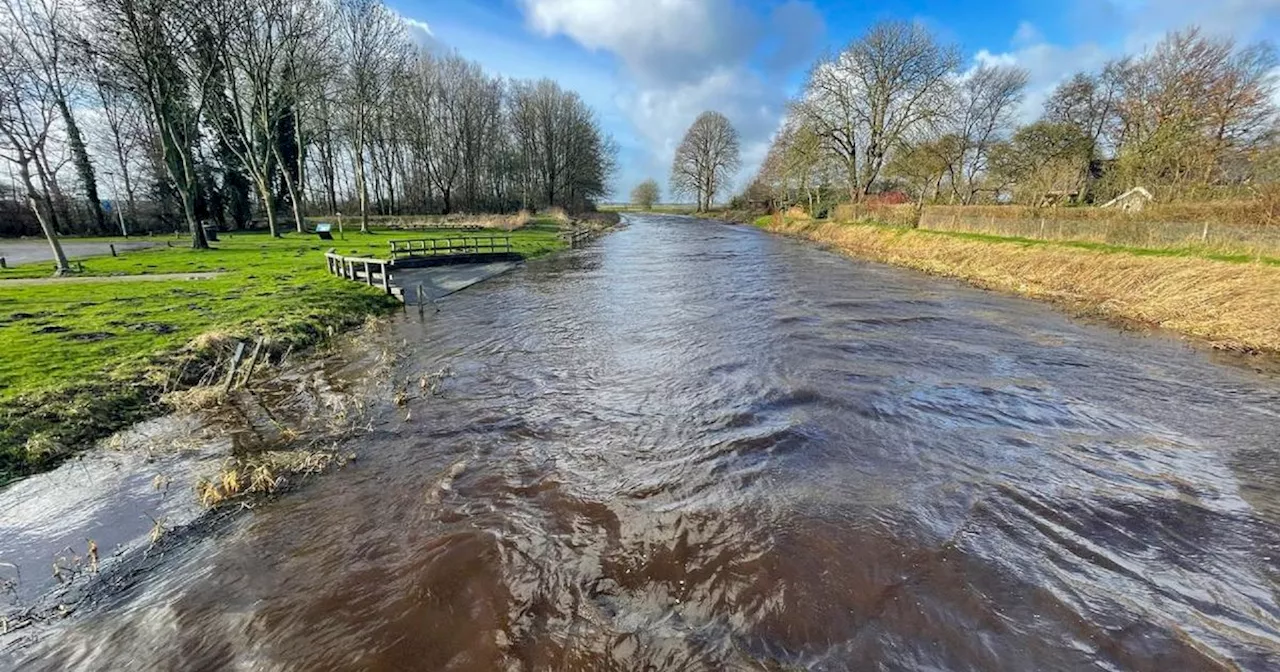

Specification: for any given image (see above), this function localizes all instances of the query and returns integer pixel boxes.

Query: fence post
[110,244,117,257]
[381,262,391,294]
[364,261,372,285]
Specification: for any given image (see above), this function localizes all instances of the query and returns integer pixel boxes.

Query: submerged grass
[196,449,346,508]
[758,217,1280,354]
[0,219,570,484]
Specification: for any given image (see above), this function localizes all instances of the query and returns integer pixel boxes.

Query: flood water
[10,214,1280,670]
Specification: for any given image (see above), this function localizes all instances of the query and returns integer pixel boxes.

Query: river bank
[0,320,400,643]
[0,214,619,485]
[0,218,617,648]
[754,216,1280,354]
[10,214,1280,669]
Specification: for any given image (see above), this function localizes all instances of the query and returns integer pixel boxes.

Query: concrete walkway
[394,261,521,304]
[0,240,159,266]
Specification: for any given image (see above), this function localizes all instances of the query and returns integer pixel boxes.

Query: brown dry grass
[924,201,1272,227]
[196,449,343,508]
[762,218,1280,353]
[834,203,921,228]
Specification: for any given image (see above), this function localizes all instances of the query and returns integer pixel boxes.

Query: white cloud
[394,13,444,52]
[519,0,754,86]
[519,0,823,196]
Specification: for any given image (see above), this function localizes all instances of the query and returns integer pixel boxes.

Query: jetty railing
[388,236,513,260]
[558,227,594,248]
[324,249,393,295]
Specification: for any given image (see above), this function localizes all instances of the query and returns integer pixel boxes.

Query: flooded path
[7,214,1280,670]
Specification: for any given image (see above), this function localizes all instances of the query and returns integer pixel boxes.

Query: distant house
[1100,187,1154,212]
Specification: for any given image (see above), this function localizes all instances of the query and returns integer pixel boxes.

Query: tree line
[746,21,1279,213]
[0,0,616,270]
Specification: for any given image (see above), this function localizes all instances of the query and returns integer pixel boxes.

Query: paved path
[0,272,221,286]
[0,240,159,266]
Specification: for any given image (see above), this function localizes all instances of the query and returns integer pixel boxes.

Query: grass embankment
[0,219,568,484]
[755,215,1280,353]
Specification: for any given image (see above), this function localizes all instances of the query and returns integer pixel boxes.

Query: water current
[9,214,1280,670]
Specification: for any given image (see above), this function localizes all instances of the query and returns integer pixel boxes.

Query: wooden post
[239,338,264,387]
[223,341,246,392]
[364,261,373,285]
[0,257,6,269]
[381,262,390,294]
[110,244,117,257]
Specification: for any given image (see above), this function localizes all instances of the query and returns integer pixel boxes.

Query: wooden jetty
[323,234,520,300]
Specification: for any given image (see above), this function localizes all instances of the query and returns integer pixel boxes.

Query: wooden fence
[558,228,593,248]
[388,236,513,260]
[324,249,394,295]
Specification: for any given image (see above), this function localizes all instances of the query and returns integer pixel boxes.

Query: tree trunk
[57,97,106,232]
[255,175,279,237]
[19,158,70,274]
[31,151,62,232]
[354,122,370,233]
[279,163,305,233]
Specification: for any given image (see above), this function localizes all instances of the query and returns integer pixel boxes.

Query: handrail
[387,236,513,259]
[324,248,393,294]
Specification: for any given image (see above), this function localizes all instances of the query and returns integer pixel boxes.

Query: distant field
[599,203,698,214]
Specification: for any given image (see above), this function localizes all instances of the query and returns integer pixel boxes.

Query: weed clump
[195,450,344,508]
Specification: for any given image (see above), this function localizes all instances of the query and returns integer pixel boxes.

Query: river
[8,214,1280,670]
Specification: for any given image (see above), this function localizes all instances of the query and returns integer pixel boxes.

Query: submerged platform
[393,260,522,304]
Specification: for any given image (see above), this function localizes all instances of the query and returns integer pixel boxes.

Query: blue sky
[389,0,1280,200]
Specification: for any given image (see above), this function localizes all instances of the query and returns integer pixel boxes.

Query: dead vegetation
[919,204,1280,256]
[195,450,348,508]
[763,218,1280,353]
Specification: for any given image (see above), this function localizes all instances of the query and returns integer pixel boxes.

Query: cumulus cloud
[396,13,445,53]
[520,0,755,86]
[519,0,824,193]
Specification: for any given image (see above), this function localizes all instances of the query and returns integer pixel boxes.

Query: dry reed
[763,219,1280,353]
[195,450,340,508]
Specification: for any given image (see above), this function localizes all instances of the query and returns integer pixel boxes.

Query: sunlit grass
[0,220,568,483]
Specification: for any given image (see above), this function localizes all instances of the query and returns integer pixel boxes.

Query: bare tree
[950,64,1027,203]
[1043,61,1128,158]
[630,178,659,209]
[670,110,740,211]
[3,0,107,232]
[336,0,405,232]
[87,0,231,248]
[203,0,327,237]
[0,27,70,272]
[797,20,959,200]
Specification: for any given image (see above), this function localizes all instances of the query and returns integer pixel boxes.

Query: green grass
[0,219,567,484]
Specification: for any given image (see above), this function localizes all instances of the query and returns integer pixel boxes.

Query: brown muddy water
[6,213,1280,670]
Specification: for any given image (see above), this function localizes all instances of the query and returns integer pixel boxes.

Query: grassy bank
[0,219,569,484]
[755,216,1280,354]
